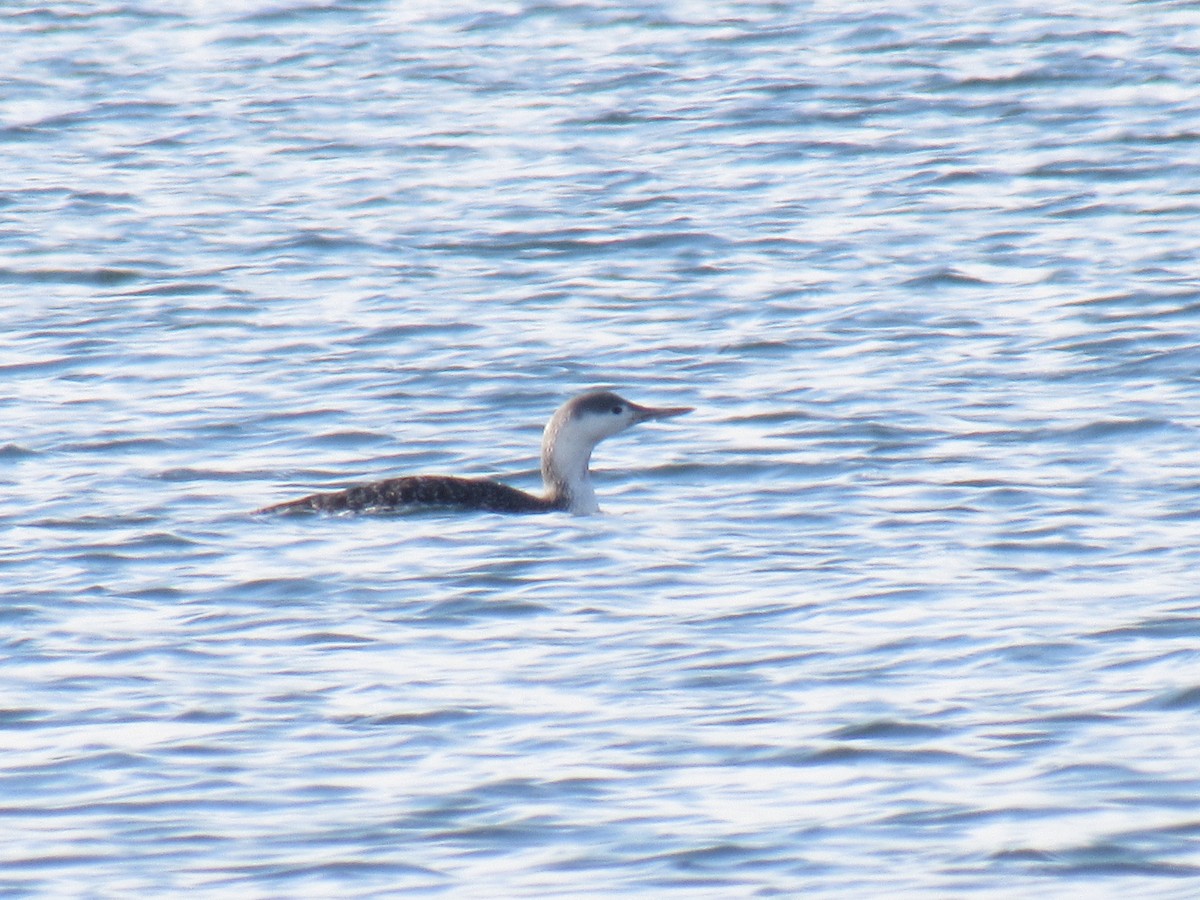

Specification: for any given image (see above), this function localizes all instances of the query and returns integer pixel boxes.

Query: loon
[257,391,692,516]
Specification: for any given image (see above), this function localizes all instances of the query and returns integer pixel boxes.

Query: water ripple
[3,0,1200,896]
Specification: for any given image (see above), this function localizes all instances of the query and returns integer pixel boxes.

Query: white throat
[541,419,600,514]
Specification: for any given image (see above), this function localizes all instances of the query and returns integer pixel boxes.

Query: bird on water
[257,391,692,516]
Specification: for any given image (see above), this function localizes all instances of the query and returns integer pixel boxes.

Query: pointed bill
[629,402,693,424]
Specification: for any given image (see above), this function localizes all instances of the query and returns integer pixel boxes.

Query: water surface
[3,1,1200,896]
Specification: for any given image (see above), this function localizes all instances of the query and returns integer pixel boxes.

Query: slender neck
[541,414,599,514]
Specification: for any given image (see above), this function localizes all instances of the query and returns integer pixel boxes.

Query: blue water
[4,1,1200,895]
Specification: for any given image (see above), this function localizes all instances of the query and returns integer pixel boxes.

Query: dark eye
[611,405,623,414]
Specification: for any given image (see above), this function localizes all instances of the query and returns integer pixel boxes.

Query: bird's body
[257,391,691,516]
[264,474,559,515]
